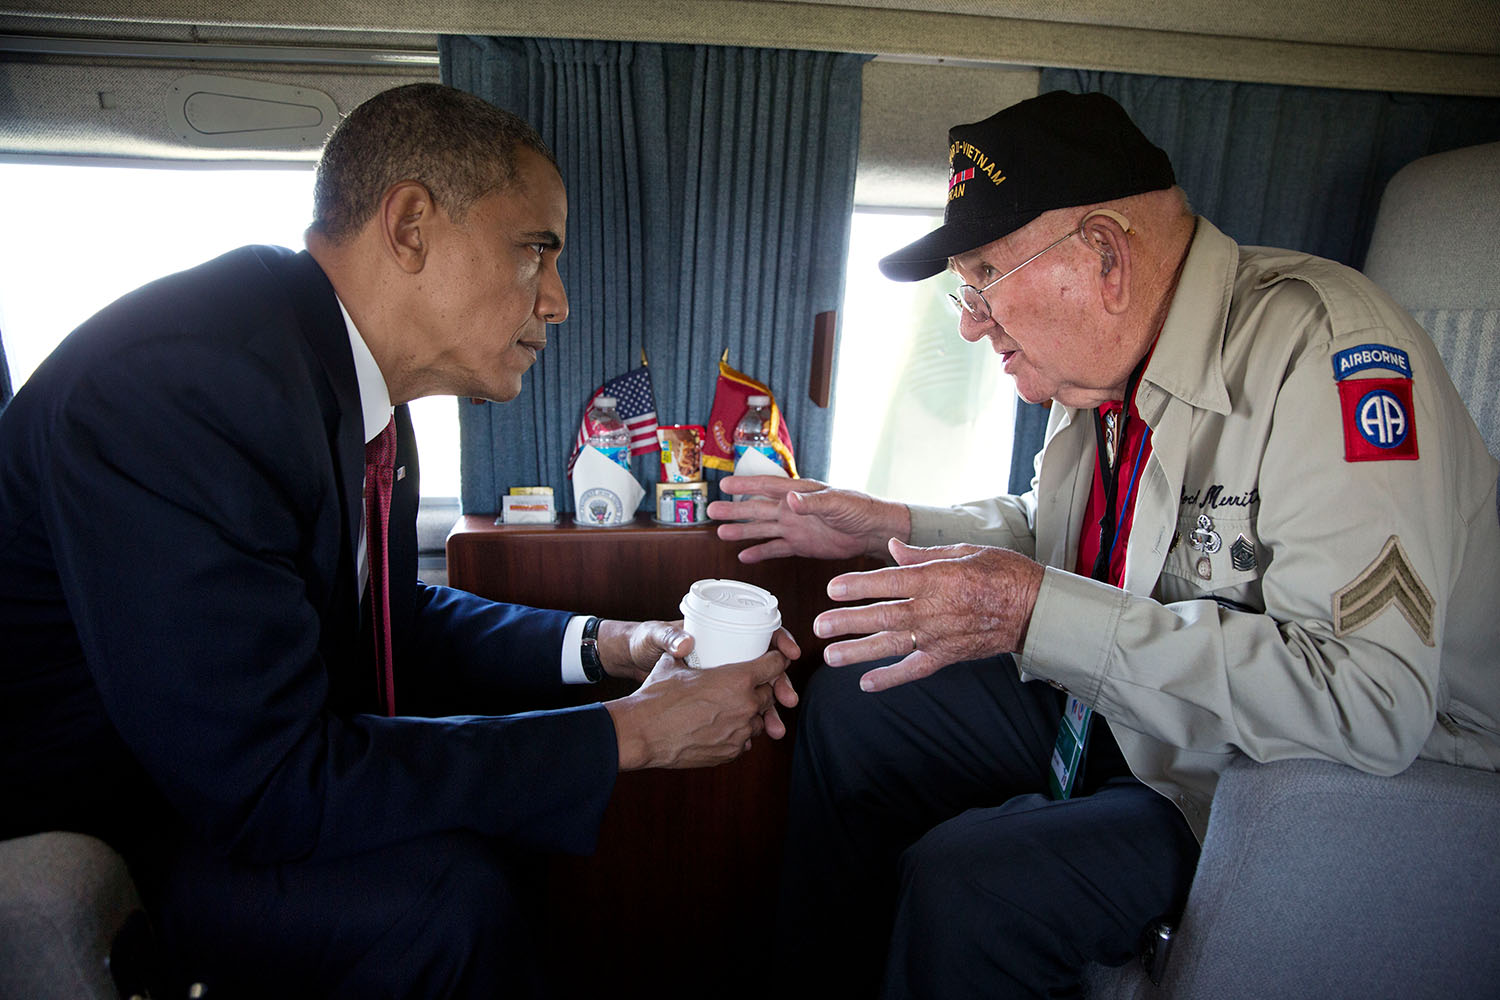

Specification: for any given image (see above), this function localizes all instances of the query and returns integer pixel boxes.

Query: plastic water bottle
[587,396,631,469]
[733,394,781,470]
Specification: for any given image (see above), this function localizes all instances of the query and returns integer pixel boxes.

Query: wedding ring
[909,631,918,653]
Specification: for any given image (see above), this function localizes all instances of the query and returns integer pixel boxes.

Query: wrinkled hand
[708,476,911,563]
[606,637,800,770]
[597,619,692,684]
[813,539,1044,692]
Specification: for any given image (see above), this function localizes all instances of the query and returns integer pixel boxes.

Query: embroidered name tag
[1338,378,1419,462]
[1332,344,1412,381]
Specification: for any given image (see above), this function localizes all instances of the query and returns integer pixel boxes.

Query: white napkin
[731,447,790,502]
[732,447,790,479]
[572,446,646,526]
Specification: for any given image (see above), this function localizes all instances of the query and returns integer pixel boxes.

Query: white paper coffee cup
[679,579,781,668]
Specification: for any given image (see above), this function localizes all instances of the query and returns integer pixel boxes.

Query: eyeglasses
[947,208,1134,323]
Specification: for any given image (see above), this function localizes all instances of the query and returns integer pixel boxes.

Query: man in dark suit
[0,83,796,997]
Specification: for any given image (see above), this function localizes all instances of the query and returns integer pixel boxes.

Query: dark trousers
[147,830,541,999]
[773,657,1200,1000]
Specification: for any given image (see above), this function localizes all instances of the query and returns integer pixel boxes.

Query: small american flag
[567,366,659,476]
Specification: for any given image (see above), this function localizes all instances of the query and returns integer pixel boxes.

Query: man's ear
[1083,213,1131,315]
[379,181,436,274]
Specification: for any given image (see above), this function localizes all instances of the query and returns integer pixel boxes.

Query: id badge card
[1048,695,1092,800]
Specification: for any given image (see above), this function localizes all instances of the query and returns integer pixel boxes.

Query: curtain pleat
[442,37,868,513]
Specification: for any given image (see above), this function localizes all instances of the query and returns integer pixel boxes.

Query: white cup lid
[680,579,781,631]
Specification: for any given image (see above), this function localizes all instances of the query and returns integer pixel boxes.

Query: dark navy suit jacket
[0,246,616,867]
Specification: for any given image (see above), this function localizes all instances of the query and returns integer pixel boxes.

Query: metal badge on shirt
[1188,513,1221,580]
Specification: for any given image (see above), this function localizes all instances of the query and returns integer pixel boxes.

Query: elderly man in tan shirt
[712,90,1500,999]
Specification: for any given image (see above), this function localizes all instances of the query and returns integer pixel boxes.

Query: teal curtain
[441,37,869,513]
[1007,71,1500,494]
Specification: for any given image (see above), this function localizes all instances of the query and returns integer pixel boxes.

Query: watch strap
[580,616,604,683]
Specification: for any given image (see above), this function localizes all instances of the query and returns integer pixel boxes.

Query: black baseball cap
[878,91,1175,282]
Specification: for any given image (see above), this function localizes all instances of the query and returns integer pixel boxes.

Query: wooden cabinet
[446,514,880,997]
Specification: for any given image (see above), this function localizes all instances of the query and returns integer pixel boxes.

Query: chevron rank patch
[1332,535,1435,646]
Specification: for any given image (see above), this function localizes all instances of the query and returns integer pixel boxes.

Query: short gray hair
[311,83,555,243]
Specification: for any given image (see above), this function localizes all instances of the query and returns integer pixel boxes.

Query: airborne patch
[1332,535,1435,646]
[1331,344,1412,381]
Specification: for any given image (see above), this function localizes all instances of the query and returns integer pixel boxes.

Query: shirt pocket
[1160,507,1265,603]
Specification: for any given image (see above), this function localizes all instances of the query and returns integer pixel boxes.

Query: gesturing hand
[813,539,1044,692]
[708,476,911,564]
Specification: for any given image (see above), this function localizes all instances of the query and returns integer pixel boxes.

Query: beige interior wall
[0,60,435,162]
[856,61,1040,208]
[6,0,1496,93]
[2,0,1496,204]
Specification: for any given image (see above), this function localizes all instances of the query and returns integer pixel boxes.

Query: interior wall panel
[4,0,1498,95]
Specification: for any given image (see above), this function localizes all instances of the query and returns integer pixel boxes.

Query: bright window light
[0,160,459,499]
[829,210,1015,506]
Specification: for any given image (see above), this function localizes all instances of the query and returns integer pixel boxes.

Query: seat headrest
[1364,141,1500,313]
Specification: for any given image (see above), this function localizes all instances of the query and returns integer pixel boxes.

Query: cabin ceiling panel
[856,61,1038,208]
[0,60,434,160]
[0,14,437,49]
[4,0,1497,95]
[762,0,1499,56]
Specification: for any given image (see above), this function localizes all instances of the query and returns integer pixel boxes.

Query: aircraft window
[0,165,1011,508]
[829,209,1016,504]
[0,160,460,500]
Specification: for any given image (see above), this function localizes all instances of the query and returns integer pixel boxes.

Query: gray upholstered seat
[1365,140,1500,465]
[0,832,144,999]
[1084,757,1500,999]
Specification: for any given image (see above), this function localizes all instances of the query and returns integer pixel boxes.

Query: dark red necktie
[365,418,398,717]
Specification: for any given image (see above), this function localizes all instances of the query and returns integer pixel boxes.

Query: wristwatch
[580,616,604,683]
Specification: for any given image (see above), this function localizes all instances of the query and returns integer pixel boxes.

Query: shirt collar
[1136,216,1235,422]
[335,296,393,445]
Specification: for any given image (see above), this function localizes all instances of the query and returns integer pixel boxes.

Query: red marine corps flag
[702,354,798,476]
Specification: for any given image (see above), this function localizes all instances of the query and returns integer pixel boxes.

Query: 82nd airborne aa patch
[1337,377,1419,463]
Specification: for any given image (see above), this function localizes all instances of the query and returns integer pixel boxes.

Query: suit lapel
[389,404,421,635]
[271,250,366,573]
